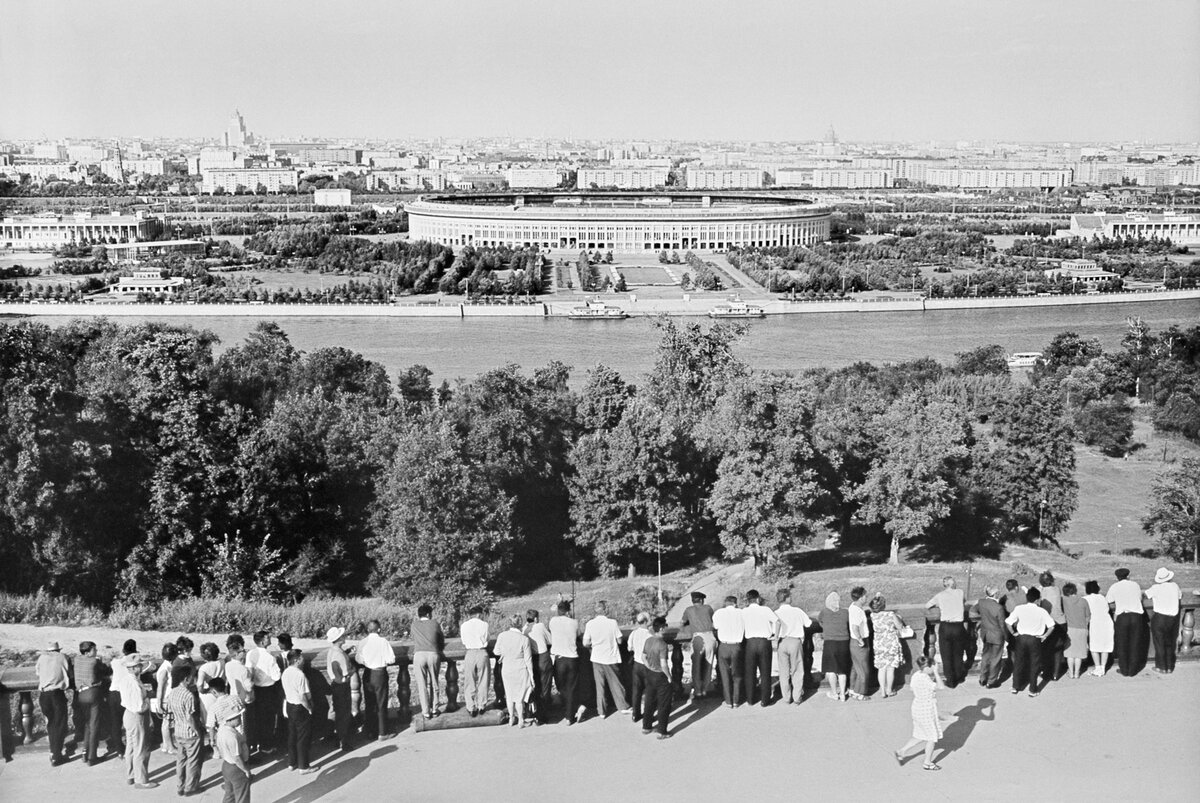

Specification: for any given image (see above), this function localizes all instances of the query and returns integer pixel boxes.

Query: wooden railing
[2,600,1195,759]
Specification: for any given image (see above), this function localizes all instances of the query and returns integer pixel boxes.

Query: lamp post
[1037,499,1048,543]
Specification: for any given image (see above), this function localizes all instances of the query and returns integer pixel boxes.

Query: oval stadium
[405,192,830,253]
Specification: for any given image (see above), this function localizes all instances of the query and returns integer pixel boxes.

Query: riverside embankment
[2,288,1198,318]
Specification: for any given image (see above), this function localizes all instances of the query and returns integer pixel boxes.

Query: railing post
[349,665,362,724]
[670,641,685,696]
[1181,608,1195,655]
[396,661,411,731]
[20,691,35,744]
[1,689,13,760]
[444,659,459,713]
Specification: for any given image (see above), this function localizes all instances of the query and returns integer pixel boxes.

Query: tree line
[1,319,1196,619]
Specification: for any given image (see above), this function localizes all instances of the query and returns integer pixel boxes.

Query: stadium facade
[405,192,830,253]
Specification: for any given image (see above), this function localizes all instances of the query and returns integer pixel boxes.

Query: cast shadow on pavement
[271,745,399,803]
[934,697,995,763]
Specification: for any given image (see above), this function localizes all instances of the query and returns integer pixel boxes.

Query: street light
[1037,499,1048,542]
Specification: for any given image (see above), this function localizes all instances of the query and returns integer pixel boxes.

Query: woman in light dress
[196,641,225,741]
[1082,579,1114,676]
[493,614,535,728]
[894,655,944,772]
[869,593,906,698]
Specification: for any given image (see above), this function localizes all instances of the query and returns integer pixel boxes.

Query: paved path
[3,665,1196,802]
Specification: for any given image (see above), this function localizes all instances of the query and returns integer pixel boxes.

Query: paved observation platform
[1,664,1196,802]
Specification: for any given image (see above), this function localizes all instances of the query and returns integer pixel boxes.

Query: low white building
[578,167,670,189]
[115,269,188,296]
[202,167,300,194]
[1064,212,1200,246]
[313,188,353,207]
[684,168,764,189]
[505,167,562,188]
[1042,259,1118,286]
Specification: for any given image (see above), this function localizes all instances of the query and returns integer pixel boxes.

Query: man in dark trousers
[741,590,778,707]
[972,585,1007,688]
[712,595,745,708]
[680,592,716,699]
[640,617,674,740]
[36,640,71,766]
[925,577,967,687]
[1106,568,1147,676]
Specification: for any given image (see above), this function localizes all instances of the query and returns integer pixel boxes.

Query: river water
[28,298,1200,385]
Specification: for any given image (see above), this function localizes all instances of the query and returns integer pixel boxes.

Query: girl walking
[894,655,945,771]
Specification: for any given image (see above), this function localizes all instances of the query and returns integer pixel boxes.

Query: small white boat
[567,298,628,320]
[708,297,766,319]
[1006,351,1043,369]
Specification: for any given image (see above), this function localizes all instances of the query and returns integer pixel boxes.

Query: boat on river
[1006,351,1043,369]
[567,298,628,320]
[708,296,766,319]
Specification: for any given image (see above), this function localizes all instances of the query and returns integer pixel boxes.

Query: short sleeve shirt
[1145,582,1182,616]
[281,665,310,706]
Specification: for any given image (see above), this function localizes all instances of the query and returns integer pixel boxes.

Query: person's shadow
[934,698,995,763]
[271,745,398,803]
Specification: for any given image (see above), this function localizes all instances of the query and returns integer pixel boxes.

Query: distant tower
[825,125,838,144]
[224,110,248,148]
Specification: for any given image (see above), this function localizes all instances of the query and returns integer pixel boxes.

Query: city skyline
[2,0,1199,143]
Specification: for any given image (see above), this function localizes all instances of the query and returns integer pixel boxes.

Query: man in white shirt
[459,606,491,717]
[774,588,812,705]
[847,586,872,701]
[223,642,254,734]
[549,601,583,724]
[1004,587,1055,697]
[352,619,396,739]
[1106,568,1146,676]
[925,576,967,688]
[281,650,317,774]
[582,600,630,717]
[245,630,282,753]
[712,595,745,708]
[741,590,778,707]
[524,610,553,722]
[626,612,652,722]
[114,646,157,789]
[1146,567,1183,673]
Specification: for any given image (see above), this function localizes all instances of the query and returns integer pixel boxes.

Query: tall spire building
[223,110,248,148]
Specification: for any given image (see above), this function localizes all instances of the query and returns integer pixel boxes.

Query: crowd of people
[29,565,1187,791]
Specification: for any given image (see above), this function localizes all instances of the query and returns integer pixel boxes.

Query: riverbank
[3,288,1197,318]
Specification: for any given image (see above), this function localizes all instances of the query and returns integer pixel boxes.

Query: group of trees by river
[2,316,1196,616]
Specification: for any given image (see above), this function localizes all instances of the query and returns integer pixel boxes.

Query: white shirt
[927,588,965,622]
[155,660,173,703]
[1106,579,1144,615]
[741,603,778,639]
[1145,582,1182,616]
[582,615,623,665]
[848,603,869,641]
[549,616,578,658]
[356,632,396,670]
[627,626,651,666]
[460,618,490,650]
[225,658,254,704]
[1006,603,1055,637]
[114,661,149,713]
[712,606,745,644]
[246,646,282,687]
[525,622,551,654]
[281,665,310,706]
[775,604,812,639]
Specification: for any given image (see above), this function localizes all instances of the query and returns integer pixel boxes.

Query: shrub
[0,590,105,626]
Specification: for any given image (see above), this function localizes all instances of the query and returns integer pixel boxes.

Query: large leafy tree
[210,321,299,418]
[853,392,973,564]
[976,384,1078,544]
[1143,458,1200,561]
[369,413,513,612]
[707,375,829,570]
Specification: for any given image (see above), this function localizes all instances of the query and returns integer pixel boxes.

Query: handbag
[899,625,915,639]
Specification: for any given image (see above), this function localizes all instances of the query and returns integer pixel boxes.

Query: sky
[2,0,1198,143]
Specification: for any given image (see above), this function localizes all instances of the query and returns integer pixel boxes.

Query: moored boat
[708,297,766,318]
[1006,351,1043,369]
[567,298,628,320]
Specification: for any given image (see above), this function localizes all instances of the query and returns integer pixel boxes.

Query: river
[25,298,1200,385]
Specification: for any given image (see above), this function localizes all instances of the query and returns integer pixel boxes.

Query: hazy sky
[2,0,1197,142]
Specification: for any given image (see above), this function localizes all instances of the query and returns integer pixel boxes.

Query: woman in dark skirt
[819,591,852,701]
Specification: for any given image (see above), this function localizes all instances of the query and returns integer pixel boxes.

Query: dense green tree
[1142,458,1200,561]
[853,393,973,564]
[953,344,1010,376]
[369,413,513,612]
[1074,398,1134,457]
[210,322,300,417]
[977,384,1078,544]
[707,375,829,569]
[577,364,632,433]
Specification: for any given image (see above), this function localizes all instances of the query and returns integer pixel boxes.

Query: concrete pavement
[2,665,1196,802]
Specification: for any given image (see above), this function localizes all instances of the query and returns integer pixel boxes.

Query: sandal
[825,692,839,700]
[923,763,941,772]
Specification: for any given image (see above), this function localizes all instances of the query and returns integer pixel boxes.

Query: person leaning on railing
[36,640,71,767]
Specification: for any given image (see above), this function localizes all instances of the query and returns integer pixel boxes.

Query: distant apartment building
[924,167,1072,189]
[313,188,353,207]
[684,168,764,189]
[188,148,250,174]
[294,148,362,165]
[202,167,300,194]
[505,167,563,188]
[3,162,82,182]
[809,168,891,188]
[369,155,421,170]
[1072,161,1198,187]
[66,144,111,164]
[1065,213,1200,246]
[366,169,447,191]
[101,158,167,181]
[578,167,670,189]
[224,110,248,148]
[32,143,69,161]
[1,211,158,249]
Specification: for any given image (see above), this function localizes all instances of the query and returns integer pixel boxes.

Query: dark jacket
[972,597,1007,645]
